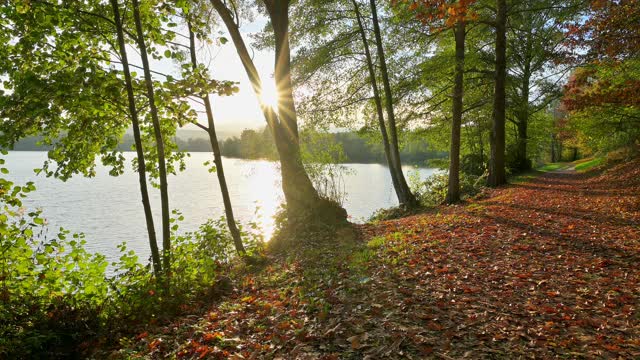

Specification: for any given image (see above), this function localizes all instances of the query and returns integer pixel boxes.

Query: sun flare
[260,79,279,109]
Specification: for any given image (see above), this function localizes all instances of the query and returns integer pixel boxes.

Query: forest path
[355,159,640,358]
[118,158,640,359]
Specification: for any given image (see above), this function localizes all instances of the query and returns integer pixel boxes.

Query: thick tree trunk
[187,24,245,254]
[447,21,466,204]
[211,0,346,223]
[369,0,417,207]
[110,0,162,275]
[351,0,402,203]
[132,0,172,272]
[515,45,532,171]
[267,2,322,215]
[488,0,507,187]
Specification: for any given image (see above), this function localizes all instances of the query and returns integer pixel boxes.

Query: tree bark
[514,34,532,171]
[368,0,417,207]
[488,0,507,187]
[516,118,529,170]
[187,24,245,255]
[110,0,162,275]
[447,21,466,204]
[132,0,172,273]
[351,0,403,204]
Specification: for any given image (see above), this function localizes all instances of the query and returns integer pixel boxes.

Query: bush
[412,171,484,207]
[0,155,261,357]
[461,153,487,176]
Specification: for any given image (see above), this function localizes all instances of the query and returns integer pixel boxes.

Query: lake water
[3,152,437,263]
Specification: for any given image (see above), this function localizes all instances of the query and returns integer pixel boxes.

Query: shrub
[0,154,261,357]
[412,171,484,207]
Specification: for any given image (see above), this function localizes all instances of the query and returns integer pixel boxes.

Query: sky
[180,17,275,136]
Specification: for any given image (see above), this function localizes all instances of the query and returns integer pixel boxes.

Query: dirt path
[352,160,640,358]
[119,159,640,359]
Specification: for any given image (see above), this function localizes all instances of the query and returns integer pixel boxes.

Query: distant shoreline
[4,150,441,167]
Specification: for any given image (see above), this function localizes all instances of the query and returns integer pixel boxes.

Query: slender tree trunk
[447,21,466,204]
[488,0,507,187]
[516,119,529,170]
[368,0,417,207]
[110,0,162,275]
[211,0,346,223]
[351,0,402,203]
[132,0,171,273]
[187,25,245,254]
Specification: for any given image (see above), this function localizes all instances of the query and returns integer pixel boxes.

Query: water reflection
[4,152,437,263]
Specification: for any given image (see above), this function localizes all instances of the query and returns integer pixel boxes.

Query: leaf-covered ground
[112,158,640,359]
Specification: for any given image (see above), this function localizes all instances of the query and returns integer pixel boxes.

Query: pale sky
[183,17,275,135]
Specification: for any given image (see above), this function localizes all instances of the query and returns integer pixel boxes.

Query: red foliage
[565,0,640,62]
[119,157,640,358]
[393,0,478,31]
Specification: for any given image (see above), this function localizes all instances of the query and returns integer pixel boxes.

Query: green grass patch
[574,157,604,172]
[537,163,568,172]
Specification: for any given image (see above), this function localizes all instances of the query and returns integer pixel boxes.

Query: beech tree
[398,0,478,203]
[287,0,418,207]
[209,0,347,224]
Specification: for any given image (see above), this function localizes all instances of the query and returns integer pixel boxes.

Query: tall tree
[185,17,245,254]
[506,0,576,171]
[110,0,162,274]
[448,20,466,202]
[348,0,406,206]
[131,0,172,272]
[369,0,418,207]
[487,0,507,187]
[209,0,347,224]
[394,0,478,202]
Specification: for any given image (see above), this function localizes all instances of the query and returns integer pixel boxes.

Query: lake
[3,151,438,263]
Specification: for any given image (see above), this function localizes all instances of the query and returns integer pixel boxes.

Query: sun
[260,79,279,110]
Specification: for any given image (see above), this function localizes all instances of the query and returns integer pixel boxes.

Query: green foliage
[300,128,350,205]
[574,157,604,172]
[411,171,484,207]
[0,161,260,357]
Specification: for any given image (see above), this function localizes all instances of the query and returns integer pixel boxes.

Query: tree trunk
[187,24,245,254]
[515,39,532,171]
[267,2,322,215]
[351,0,402,203]
[132,0,172,273]
[211,0,346,223]
[447,21,466,204]
[516,119,530,170]
[110,0,162,275]
[369,0,417,207]
[488,0,507,187]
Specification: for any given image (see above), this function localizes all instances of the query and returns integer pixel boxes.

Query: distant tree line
[10,130,446,165]
[217,128,445,165]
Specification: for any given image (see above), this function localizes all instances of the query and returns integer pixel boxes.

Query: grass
[536,163,568,172]
[574,157,604,172]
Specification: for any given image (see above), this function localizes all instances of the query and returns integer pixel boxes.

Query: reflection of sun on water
[244,162,282,241]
